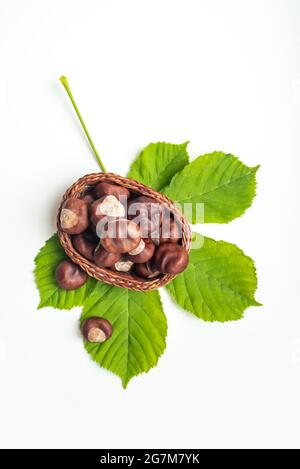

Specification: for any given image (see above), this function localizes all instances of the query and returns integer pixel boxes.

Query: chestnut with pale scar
[60,198,89,235]
[90,195,125,226]
[81,317,113,343]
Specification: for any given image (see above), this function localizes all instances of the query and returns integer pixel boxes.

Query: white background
[0,0,299,449]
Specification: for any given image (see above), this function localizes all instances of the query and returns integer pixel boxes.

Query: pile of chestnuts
[56,182,189,289]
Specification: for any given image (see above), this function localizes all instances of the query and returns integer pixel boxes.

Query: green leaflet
[166,233,261,322]
[127,141,189,191]
[163,152,259,223]
[81,282,167,388]
[34,234,96,310]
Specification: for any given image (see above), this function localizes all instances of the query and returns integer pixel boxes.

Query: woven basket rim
[57,172,192,292]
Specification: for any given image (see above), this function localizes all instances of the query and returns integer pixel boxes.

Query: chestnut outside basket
[57,173,192,292]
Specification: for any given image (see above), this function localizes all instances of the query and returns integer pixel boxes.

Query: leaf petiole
[59,75,107,172]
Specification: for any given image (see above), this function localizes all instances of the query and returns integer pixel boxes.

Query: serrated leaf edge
[166,234,262,322]
[162,152,260,224]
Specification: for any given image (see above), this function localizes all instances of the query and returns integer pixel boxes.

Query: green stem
[59,76,107,172]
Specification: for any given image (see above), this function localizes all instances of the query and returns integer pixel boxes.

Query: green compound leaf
[34,234,96,310]
[81,282,167,388]
[166,233,261,322]
[163,152,259,223]
[127,141,189,191]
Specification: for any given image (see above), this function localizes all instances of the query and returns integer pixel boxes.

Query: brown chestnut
[94,245,121,267]
[55,260,87,290]
[94,182,130,201]
[113,259,134,272]
[154,243,189,274]
[81,317,113,343]
[101,219,141,254]
[127,238,155,264]
[135,261,160,279]
[72,233,97,261]
[90,195,125,226]
[60,198,89,235]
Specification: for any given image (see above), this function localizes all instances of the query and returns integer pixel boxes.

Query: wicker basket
[57,173,191,291]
